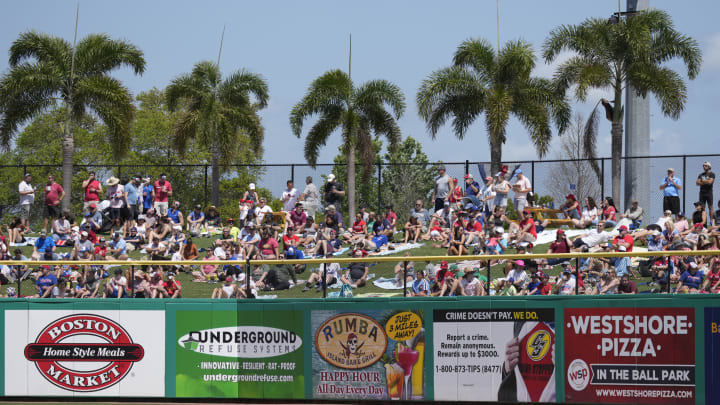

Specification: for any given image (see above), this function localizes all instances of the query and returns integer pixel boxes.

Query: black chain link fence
[2,154,719,227]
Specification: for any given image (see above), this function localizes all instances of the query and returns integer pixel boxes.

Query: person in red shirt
[345,212,367,245]
[43,174,65,234]
[385,205,398,230]
[610,225,634,252]
[164,274,182,298]
[282,229,300,251]
[152,173,173,217]
[94,237,107,260]
[464,214,483,247]
[513,210,537,245]
[288,202,307,231]
[539,274,553,295]
[81,172,103,211]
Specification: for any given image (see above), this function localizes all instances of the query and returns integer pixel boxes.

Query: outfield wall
[1,296,718,404]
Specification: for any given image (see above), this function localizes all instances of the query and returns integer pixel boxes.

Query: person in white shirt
[512,170,532,215]
[299,176,319,218]
[281,180,298,212]
[571,222,611,252]
[505,260,528,290]
[302,253,340,291]
[556,269,577,295]
[18,173,35,230]
[254,198,273,225]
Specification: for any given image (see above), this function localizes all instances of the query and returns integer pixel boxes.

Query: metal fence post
[322,262,327,299]
[291,164,295,185]
[204,165,208,208]
[465,160,469,177]
[246,257,253,299]
[403,261,408,297]
[531,161,535,194]
[575,257,579,295]
[487,261,491,295]
[377,163,382,212]
[601,159,605,199]
[682,155,687,212]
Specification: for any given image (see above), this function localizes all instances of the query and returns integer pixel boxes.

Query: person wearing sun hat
[105,176,126,221]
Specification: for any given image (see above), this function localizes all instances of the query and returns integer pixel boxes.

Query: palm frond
[220,69,269,108]
[452,38,496,81]
[649,24,702,79]
[626,64,686,120]
[74,33,146,76]
[166,74,203,112]
[512,98,552,157]
[353,79,405,119]
[497,39,536,84]
[290,69,350,136]
[303,108,343,167]
[552,56,612,101]
[172,110,199,156]
[8,31,70,69]
[582,101,602,181]
[483,87,511,146]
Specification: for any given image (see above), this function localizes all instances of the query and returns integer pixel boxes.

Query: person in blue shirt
[124,176,141,228]
[678,261,703,293]
[35,265,57,298]
[464,174,480,197]
[187,205,206,235]
[659,167,682,215]
[525,273,542,295]
[108,232,129,260]
[32,231,56,260]
[142,176,154,214]
[371,226,389,250]
[168,201,184,226]
[411,270,430,296]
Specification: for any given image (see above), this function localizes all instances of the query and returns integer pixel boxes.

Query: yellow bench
[525,207,574,227]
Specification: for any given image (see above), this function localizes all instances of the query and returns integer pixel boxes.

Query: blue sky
[1,0,718,165]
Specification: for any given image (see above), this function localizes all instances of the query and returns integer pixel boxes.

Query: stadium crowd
[1,161,719,299]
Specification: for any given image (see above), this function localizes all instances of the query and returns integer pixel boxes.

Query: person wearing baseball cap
[322,173,345,213]
[464,173,480,197]
[697,162,715,224]
[241,183,259,210]
[432,166,451,212]
[610,225,634,252]
[512,169,532,216]
[660,167,682,216]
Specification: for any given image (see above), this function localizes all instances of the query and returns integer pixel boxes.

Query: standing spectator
[152,173,173,217]
[82,172,103,211]
[281,180,298,212]
[242,183,259,209]
[697,162,715,225]
[299,176,319,218]
[43,175,65,234]
[660,167,682,215]
[621,199,644,229]
[493,171,510,208]
[124,175,141,227]
[18,173,35,231]
[142,175,154,214]
[512,170,532,215]
[323,174,345,212]
[481,176,496,215]
[385,205,398,232]
[464,174,480,197]
[105,177,126,221]
[431,166,451,212]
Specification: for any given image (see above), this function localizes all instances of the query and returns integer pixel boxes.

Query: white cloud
[704,32,720,71]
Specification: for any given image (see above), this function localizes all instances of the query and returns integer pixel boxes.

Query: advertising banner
[311,310,426,401]
[433,308,556,402]
[4,310,165,397]
[174,310,304,399]
[705,307,720,404]
[564,307,695,404]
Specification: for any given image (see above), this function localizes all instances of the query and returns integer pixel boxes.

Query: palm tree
[543,9,701,204]
[0,31,145,210]
[417,38,570,173]
[166,61,268,206]
[290,69,405,219]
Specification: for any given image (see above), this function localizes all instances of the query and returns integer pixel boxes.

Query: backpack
[339,284,353,298]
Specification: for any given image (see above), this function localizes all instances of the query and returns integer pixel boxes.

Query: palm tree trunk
[211,138,220,207]
[347,142,356,220]
[61,104,73,212]
[611,87,624,205]
[490,138,502,175]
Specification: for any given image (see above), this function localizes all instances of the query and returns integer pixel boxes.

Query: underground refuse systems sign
[5,310,165,396]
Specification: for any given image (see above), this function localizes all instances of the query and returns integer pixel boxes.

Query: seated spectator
[600,197,618,228]
[571,222,611,252]
[561,194,581,220]
[702,259,720,293]
[556,269,576,295]
[257,227,279,259]
[393,253,414,286]
[164,273,182,298]
[346,213,368,245]
[498,277,519,296]
[410,270,430,297]
[186,205,205,235]
[125,227,143,251]
[385,204,398,234]
[103,268,127,299]
[677,261,703,293]
[303,253,340,292]
[288,202,307,231]
[148,271,170,298]
[211,275,237,298]
[52,212,72,244]
[107,232,129,260]
[257,257,297,291]
[84,203,103,233]
[254,199,273,226]
[509,210,537,247]
[618,274,638,294]
[341,249,369,288]
[572,197,598,228]
[463,214,483,249]
[403,216,422,244]
[168,201,184,226]
[131,271,150,298]
[598,269,619,294]
[620,199,644,229]
[34,265,57,298]
[5,217,27,244]
[206,206,221,228]
[149,216,172,242]
[409,200,431,231]
[457,267,485,296]
[145,237,168,260]
[193,251,219,282]
[215,227,235,247]
[447,222,467,256]
[691,201,707,227]
[239,224,261,258]
[324,204,345,231]
[32,231,56,260]
[523,272,542,295]
[135,215,149,241]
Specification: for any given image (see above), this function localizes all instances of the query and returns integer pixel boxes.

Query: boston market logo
[24,314,144,392]
[315,313,387,369]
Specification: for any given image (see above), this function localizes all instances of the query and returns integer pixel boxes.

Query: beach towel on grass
[367,243,424,257]
[373,277,406,290]
[327,273,376,289]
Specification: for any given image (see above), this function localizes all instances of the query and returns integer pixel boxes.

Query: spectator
[81,171,102,212]
[447,221,467,256]
[409,200,431,230]
[281,180,298,212]
[385,205,398,233]
[410,270,430,296]
[323,174,345,213]
[618,274,638,294]
[124,175,141,228]
[242,183,259,210]
[697,162,715,224]
[481,176,496,215]
[303,253,340,292]
[152,173,173,216]
[211,275,238,298]
[142,175,154,214]
[51,212,71,244]
[511,169,532,215]
[510,210,537,246]
[677,261,703,293]
[257,256,297,291]
[341,249,369,288]
[464,174,480,197]
[131,271,150,298]
[43,174,65,234]
[691,201,707,227]
[148,272,170,298]
[556,269,576,295]
[660,168,682,215]
[289,202,307,231]
[168,201,184,227]
[325,204,345,231]
[187,205,205,235]
[299,176,319,218]
[34,265,57,298]
[459,267,485,296]
[404,216,422,244]
[254,198,273,225]
[571,222,611,252]
[561,194,581,221]
[103,268,128,298]
[493,171,510,208]
[573,197,598,229]
[105,176,126,221]
[448,177,463,206]
[32,230,56,260]
[599,269,619,294]
[108,232,129,260]
[702,259,720,293]
[18,173,35,231]
[257,227,279,259]
[164,273,182,298]
[206,206,221,228]
[193,251,219,282]
[600,197,618,228]
[6,217,27,245]
[542,230,571,267]
[431,166,451,212]
[621,199,644,229]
